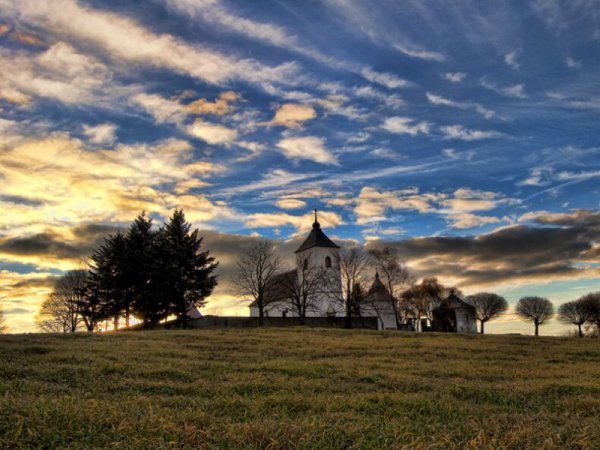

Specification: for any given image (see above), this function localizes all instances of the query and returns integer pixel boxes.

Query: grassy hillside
[1,329,599,449]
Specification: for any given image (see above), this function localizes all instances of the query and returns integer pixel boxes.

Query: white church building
[249,212,399,330]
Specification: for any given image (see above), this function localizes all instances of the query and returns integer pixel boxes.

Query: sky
[1,0,599,334]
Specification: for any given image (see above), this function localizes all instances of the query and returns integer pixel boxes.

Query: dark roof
[249,270,296,307]
[438,291,476,312]
[365,272,394,303]
[295,219,340,253]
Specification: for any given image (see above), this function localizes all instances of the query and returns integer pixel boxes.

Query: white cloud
[381,116,430,136]
[2,0,298,88]
[82,123,117,145]
[440,125,501,141]
[426,92,495,119]
[0,43,117,106]
[277,136,337,164]
[265,103,317,128]
[186,91,240,115]
[275,198,307,210]
[187,120,238,145]
[518,167,553,186]
[566,57,582,69]
[131,93,186,124]
[245,210,343,234]
[556,170,600,181]
[448,213,502,229]
[394,43,445,62]
[481,79,526,98]
[444,72,467,83]
[361,68,408,89]
[504,50,521,70]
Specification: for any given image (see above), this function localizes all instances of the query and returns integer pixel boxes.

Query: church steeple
[294,209,340,253]
[312,208,320,229]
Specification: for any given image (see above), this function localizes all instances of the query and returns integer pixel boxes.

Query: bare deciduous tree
[465,292,508,334]
[579,293,600,337]
[369,244,412,328]
[323,246,370,328]
[280,254,323,325]
[515,296,554,336]
[36,270,88,333]
[234,240,283,326]
[400,277,448,330]
[558,297,596,337]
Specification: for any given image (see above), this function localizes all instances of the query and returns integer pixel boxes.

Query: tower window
[325,256,332,268]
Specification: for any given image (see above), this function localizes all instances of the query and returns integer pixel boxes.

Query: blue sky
[0,0,599,333]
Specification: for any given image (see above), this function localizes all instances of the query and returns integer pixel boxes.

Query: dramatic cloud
[0,42,117,106]
[1,0,299,87]
[361,210,600,290]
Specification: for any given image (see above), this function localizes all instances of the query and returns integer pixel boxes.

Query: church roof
[365,272,394,303]
[438,291,476,312]
[295,211,340,253]
[248,270,296,307]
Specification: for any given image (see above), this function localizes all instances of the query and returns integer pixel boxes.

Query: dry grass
[1,328,599,449]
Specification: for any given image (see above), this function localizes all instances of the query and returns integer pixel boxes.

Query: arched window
[325,256,332,268]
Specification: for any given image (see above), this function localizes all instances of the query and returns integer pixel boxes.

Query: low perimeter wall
[163,315,379,330]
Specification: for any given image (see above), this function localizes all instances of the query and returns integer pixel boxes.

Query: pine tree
[87,232,128,330]
[127,212,168,327]
[157,210,218,327]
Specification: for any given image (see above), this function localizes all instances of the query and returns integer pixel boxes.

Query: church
[249,212,400,330]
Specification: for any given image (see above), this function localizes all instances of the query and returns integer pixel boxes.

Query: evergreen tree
[87,232,128,330]
[127,212,168,327]
[157,210,218,327]
[349,282,365,317]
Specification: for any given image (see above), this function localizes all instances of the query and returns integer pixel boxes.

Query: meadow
[1,328,599,449]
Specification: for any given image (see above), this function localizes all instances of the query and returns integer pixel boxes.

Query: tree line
[235,240,600,337]
[36,210,218,332]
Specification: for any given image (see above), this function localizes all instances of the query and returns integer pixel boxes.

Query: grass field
[1,329,599,449]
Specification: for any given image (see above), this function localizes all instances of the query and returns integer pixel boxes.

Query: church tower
[294,210,342,316]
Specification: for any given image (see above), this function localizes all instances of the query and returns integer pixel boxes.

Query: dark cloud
[375,209,600,287]
[0,224,123,261]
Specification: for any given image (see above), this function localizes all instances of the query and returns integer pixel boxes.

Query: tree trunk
[258,303,264,327]
[578,323,583,338]
[114,315,119,331]
[125,306,130,328]
[345,299,352,329]
[480,320,485,334]
[534,320,539,336]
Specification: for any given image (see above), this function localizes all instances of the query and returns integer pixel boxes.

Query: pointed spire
[312,208,320,229]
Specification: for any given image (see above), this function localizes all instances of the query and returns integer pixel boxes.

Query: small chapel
[248,211,399,330]
[248,211,477,332]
